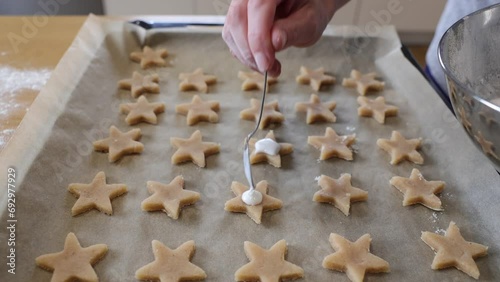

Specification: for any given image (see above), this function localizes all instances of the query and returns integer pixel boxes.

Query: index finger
[247,0,279,73]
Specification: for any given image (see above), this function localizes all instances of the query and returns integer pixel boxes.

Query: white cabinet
[104,0,196,15]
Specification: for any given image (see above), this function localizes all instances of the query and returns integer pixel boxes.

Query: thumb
[271,9,326,52]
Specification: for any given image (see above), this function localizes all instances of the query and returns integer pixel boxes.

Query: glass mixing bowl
[439,3,500,172]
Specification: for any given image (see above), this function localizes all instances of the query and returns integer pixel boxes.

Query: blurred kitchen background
[1,0,447,66]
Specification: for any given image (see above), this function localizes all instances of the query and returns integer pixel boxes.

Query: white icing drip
[242,189,263,206]
[255,138,280,155]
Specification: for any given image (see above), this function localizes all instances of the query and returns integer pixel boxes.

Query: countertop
[0,16,87,150]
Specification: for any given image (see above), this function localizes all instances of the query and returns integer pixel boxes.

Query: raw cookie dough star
[235,240,304,282]
[313,174,368,216]
[342,70,385,95]
[474,131,500,160]
[170,130,220,168]
[120,96,165,125]
[390,169,445,211]
[323,233,390,282]
[136,240,206,282]
[377,131,423,165]
[35,232,108,282]
[296,66,336,91]
[357,96,398,124]
[421,221,488,279]
[141,176,201,220]
[93,126,144,163]
[249,130,293,168]
[178,68,217,93]
[130,46,168,69]
[308,127,356,161]
[117,71,160,98]
[295,94,337,124]
[238,71,278,92]
[224,181,282,224]
[175,95,220,125]
[240,99,284,129]
[68,171,128,216]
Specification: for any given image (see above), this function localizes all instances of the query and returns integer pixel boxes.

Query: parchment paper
[0,15,499,281]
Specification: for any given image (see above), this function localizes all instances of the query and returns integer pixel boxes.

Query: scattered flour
[434,227,446,235]
[0,66,52,147]
[314,176,321,183]
[429,212,439,223]
[345,126,356,132]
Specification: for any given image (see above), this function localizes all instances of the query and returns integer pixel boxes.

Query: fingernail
[273,30,287,50]
[254,53,268,73]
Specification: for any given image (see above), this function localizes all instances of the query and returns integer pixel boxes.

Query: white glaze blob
[242,189,263,206]
[255,138,280,155]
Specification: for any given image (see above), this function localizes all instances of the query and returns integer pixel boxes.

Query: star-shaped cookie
[357,96,398,124]
[224,181,283,224]
[390,169,445,211]
[295,94,337,124]
[248,130,293,168]
[136,240,206,282]
[175,95,220,125]
[141,176,201,220]
[240,99,284,129]
[342,70,385,95]
[323,233,390,282]
[449,82,458,104]
[463,95,475,109]
[130,46,168,69]
[313,174,368,216]
[377,131,423,165]
[479,110,497,126]
[120,96,165,125]
[238,71,278,92]
[68,171,128,216]
[235,240,304,282]
[118,71,160,98]
[170,130,220,168]
[296,66,336,91]
[474,131,500,160]
[308,127,356,161]
[457,106,473,134]
[93,126,144,163]
[179,68,217,93]
[421,221,488,279]
[35,232,108,282]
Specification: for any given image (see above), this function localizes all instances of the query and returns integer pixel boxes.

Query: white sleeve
[426,0,499,93]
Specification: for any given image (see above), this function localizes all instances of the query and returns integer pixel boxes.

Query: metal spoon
[242,71,268,205]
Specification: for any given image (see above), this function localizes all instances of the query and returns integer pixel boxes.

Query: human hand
[222,0,347,77]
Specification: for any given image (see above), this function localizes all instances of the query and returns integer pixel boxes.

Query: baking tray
[0,15,498,281]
